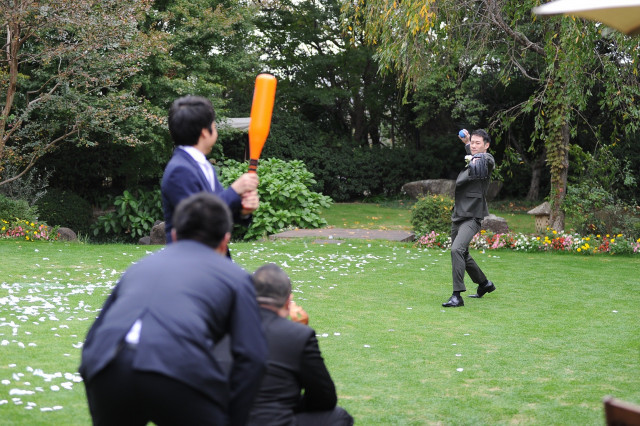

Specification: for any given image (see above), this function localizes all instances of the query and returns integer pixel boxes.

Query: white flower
[464,155,472,164]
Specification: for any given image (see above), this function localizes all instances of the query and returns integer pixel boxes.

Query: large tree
[344,0,640,230]
[1,0,157,188]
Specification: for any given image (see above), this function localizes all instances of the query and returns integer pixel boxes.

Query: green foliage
[565,145,640,238]
[256,112,454,201]
[35,188,93,234]
[1,0,158,189]
[217,158,332,240]
[564,184,639,239]
[91,188,163,242]
[410,195,454,235]
[0,194,38,223]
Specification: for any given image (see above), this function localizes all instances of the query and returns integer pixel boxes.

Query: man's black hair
[173,192,231,249]
[471,129,491,144]
[168,96,216,147]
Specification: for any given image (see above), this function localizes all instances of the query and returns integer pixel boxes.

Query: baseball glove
[468,154,490,180]
[289,300,309,325]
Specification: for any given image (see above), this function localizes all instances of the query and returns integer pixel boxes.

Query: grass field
[321,200,541,234]
[1,238,639,425]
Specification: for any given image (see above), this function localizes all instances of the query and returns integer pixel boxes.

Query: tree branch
[485,0,545,57]
[0,127,79,187]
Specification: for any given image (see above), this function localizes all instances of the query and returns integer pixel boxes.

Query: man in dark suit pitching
[442,129,497,308]
[161,95,259,243]
[79,192,268,425]
[247,263,353,426]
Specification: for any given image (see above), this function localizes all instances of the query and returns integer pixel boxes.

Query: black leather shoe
[442,294,464,307]
[468,280,496,298]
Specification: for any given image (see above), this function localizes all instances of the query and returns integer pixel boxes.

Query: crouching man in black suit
[79,192,268,425]
[247,263,354,426]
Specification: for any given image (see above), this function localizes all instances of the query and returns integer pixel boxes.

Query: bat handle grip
[248,158,259,173]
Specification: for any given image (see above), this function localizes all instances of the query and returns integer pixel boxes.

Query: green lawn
[321,201,540,234]
[1,239,639,425]
[320,201,413,230]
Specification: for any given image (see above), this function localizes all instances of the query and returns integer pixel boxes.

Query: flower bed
[416,228,640,255]
[1,219,59,242]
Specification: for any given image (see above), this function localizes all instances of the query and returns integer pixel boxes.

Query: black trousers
[84,345,228,426]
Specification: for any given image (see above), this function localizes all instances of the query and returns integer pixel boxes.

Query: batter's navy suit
[161,148,247,243]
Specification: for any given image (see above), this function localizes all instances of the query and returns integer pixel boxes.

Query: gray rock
[57,227,77,241]
[481,214,509,234]
[402,179,502,201]
[138,236,151,245]
[150,222,166,245]
[402,179,456,199]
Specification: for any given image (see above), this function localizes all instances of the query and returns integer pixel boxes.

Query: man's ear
[215,232,232,255]
[284,293,293,309]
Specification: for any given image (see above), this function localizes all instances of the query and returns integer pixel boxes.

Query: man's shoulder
[267,313,314,339]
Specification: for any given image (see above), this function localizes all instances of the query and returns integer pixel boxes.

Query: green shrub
[410,195,454,235]
[91,188,163,242]
[564,183,640,239]
[0,194,38,222]
[35,188,93,234]
[218,158,333,240]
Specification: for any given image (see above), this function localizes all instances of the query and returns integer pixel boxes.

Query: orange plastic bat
[248,74,277,173]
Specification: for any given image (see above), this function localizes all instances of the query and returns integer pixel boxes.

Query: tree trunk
[526,155,546,201]
[548,122,570,231]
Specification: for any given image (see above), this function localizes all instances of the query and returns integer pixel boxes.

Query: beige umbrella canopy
[533,0,640,36]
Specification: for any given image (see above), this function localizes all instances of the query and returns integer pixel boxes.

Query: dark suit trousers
[85,345,228,426]
[451,218,487,292]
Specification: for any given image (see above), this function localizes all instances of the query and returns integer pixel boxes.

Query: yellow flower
[585,237,590,241]
[585,243,590,249]
[1,226,4,231]
[611,239,615,243]
[30,222,34,226]
[26,236,30,241]
[597,234,601,238]
[617,234,622,237]
[577,248,581,252]
[552,230,557,235]
[536,236,540,240]
[606,234,610,238]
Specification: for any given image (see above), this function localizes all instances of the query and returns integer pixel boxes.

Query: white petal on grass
[456,368,464,372]
[364,344,371,348]
[456,354,462,357]
[50,385,60,391]
[10,389,35,395]
[1,380,9,385]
